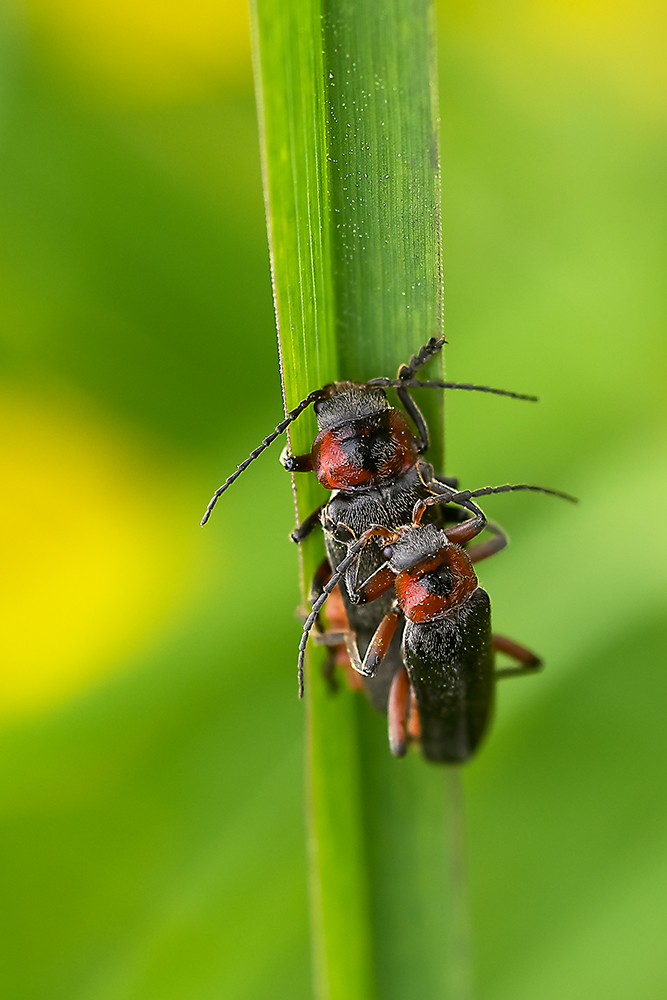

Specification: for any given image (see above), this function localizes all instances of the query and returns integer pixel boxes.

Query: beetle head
[382,523,449,573]
[313,384,390,432]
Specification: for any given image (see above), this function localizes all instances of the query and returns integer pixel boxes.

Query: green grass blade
[324,0,443,381]
[250,2,452,997]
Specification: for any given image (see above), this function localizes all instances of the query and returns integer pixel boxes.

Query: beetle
[201,337,536,527]
[201,337,538,700]
[297,482,577,762]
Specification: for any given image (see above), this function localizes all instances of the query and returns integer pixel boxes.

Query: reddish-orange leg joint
[411,498,429,525]
[362,606,400,676]
[467,532,506,564]
[444,514,486,547]
[315,582,365,691]
[309,557,333,600]
[388,670,421,756]
[493,634,542,678]
[408,686,421,743]
[493,634,540,665]
[309,560,364,691]
[354,564,397,603]
[388,668,411,757]
[325,585,365,690]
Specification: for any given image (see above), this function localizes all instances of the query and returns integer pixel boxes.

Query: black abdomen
[402,588,494,763]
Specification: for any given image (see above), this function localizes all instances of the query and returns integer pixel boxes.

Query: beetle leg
[344,535,395,600]
[387,668,423,756]
[311,627,367,689]
[358,602,402,678]
[493,634,542,678]
[280,445,314,473]
[308,582,364,691]
[396,336,446,453]
[311,630,349,646]
[321,649,338,692]
[388,667,410,757]
[297,525,393,696]
[308,558,332,602]
[320,600,401,681]
[444,513,487,547]
[315,638,364,693]
[467,521,508,564]
[290,505,325,544]
[348,563,397,604]
[407,686,421,743]
[397,385,430,452]
[311,631,365,692]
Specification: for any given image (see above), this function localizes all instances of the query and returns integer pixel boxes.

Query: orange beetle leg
[388,668,411,758]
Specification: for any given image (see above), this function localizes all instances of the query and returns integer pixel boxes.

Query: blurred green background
[1,0,665,998]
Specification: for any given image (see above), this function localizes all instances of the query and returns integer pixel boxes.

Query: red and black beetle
[298,482,577,762]
[201,337,536,524]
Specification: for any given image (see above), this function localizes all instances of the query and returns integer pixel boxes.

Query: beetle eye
[383,545,394,560]
[313,399,323,414]
[333,523,355,543]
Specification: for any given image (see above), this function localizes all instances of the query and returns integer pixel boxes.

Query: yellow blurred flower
[20,0,252,103]
[440,0,667,120]
[0,389,203,718]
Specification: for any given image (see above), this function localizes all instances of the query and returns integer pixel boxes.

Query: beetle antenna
[415,484,487,523]
[200,387,328,525]
[415,481,576,528]
[365,378,538,402]
[296,525,391,698]
[448,483,579,505]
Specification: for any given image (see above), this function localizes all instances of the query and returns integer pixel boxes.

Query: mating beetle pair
[202,337,534,694]
[202,338,575,762]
